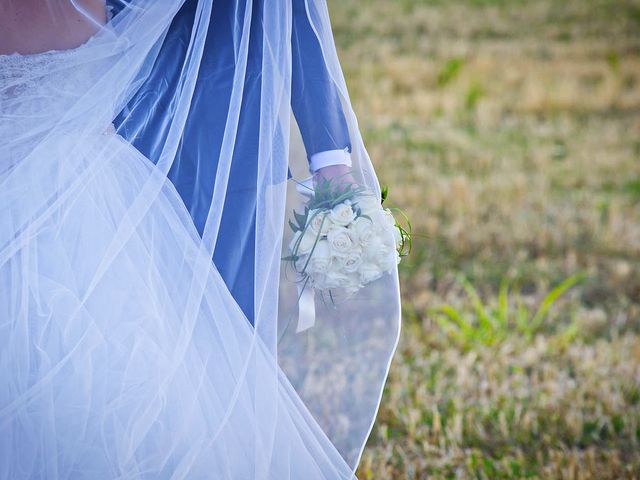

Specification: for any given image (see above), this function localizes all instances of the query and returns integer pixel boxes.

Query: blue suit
[114,0,351,324]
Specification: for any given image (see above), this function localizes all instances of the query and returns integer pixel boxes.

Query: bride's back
[0,0,106,55]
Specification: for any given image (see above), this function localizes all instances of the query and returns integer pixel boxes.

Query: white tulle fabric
[0,1,401,479]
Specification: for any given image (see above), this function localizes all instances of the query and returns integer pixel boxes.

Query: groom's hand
[313,164,356,189]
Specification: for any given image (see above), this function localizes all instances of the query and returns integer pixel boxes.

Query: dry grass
[327,0,640,477]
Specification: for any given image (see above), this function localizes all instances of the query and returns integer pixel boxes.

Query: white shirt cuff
[308,147,352,173]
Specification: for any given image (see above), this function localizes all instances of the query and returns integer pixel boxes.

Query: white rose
[363,236,388,262]
[381,208,397,228]
[376,245,398,272]
[294,253,309,272]
[354,194,380,216]
[327,226,355,255]
[309,239,332,274]
[309,272,326,289]
[360,262,382,285]
[341,248,363,273]
[289,227,320,255]
[306,209,331,235]
[316,265,361,294]
[343,273,363,295]
[344,285,361,296]
[323,269,352,289]
[349,216,375,247]
[392,224,403,248]
[379,225,398,249]
[329,202,356,227]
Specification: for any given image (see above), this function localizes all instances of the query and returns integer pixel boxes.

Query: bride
[0,0,401,478]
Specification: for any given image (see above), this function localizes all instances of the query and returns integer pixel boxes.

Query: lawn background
[327,0,640,478]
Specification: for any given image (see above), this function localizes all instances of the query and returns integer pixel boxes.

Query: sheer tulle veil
[0,0,401,477]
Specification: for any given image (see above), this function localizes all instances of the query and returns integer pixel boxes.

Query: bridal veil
[0,1,401,477]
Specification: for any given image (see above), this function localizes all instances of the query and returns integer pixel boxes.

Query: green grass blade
[530,273,585,329]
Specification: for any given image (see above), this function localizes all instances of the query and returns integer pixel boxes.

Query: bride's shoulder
[0,0,106,56]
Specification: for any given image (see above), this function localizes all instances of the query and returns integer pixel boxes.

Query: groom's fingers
[313,164,355,186]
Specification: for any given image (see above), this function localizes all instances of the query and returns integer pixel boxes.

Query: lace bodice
[1,36,119,126]
[0,41,97,106]
[0,41,116,171]
[2,50,68,98]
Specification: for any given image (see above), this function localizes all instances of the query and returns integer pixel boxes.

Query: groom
[114,0,352,325]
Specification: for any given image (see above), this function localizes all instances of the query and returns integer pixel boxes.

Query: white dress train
[0,47,356,479]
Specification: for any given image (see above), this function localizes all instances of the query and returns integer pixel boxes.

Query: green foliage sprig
[380,184,413,259]
[431,273,586,350]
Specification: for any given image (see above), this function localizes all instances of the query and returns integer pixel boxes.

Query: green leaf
[516,299,530,337]
[298,227,324,274]
[458,276,494,331]
[432,304,473,339]
[497,279,509,326]
[293,209,307,229]
[288,219,299,233]
[381,185,389,204]
[530,272,585,329]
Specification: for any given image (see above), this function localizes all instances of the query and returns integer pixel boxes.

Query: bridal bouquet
[284,176,410,298]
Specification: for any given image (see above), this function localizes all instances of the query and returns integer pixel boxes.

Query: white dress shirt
[308,146,352,173]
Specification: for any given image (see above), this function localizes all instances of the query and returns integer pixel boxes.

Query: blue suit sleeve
[290,0,351,164]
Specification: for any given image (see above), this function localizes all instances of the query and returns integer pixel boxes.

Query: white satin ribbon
[293,175,316,332]
[296,280,316,333]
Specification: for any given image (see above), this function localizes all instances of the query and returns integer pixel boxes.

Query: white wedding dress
[0,43,360,479]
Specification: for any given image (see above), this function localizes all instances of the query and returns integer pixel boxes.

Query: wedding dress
[0,1,401,478]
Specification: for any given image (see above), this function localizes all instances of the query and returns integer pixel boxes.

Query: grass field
[327,0,640,478]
